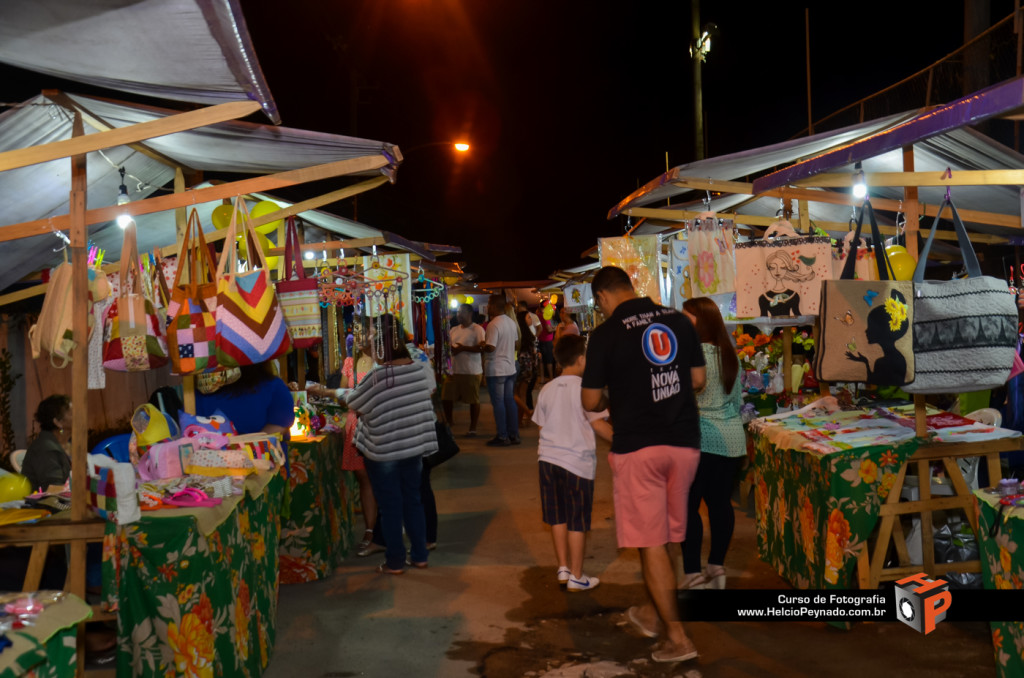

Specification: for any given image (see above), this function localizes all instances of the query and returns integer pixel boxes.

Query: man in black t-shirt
[581,266,705,664]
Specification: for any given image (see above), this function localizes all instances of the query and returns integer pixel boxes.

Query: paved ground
[265,398,997,678]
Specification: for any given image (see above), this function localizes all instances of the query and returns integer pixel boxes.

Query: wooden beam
[794,169,1024,188]
[904,146,921,261]
[42,90,195,175]
[0,155,391,243]
[622,207,1008,243]
[0,100,260,173]
[248,176,389,230]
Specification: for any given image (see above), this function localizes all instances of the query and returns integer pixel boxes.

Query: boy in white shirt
[532,334,612,591]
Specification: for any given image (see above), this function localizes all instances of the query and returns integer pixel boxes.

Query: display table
[751,410,920,588]
[280,433,357,584]
[752,404,1021,590]
[102,470,284,678]
[975,490,1024,678]
[0,594,91,678]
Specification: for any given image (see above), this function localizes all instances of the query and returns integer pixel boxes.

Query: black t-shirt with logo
[582,296,705,454]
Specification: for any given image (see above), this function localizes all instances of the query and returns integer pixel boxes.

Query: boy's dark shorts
[539,460,594,532]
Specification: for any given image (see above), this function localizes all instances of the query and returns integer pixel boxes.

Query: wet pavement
[266,398,996,677]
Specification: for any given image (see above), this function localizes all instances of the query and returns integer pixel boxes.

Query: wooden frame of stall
[0,94,412,677]
[618,156,1024,590]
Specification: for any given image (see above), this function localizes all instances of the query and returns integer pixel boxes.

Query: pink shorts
[608,445,700,548]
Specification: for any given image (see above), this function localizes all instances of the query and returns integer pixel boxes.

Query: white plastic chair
[9,449,26,473]
[958,409,1004,490]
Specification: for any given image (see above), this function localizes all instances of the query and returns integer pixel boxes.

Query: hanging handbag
[214,197,291,367]
[276,216,322,349]
[102,223,169,372]
[30,256,110,367]
[902,198,1019,394]
[816,200,915,386]
[734,219,833,317]
[423,419,458,469]
[166,209,220,375]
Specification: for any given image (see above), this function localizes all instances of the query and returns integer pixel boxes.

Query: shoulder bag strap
[119,222,142,296]
[842,200,891,281]
[912,197,982,282]
[284,216,307,281]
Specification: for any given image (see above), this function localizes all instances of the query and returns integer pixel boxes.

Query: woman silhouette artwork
[844,289,910,386]
[758,250,815,317]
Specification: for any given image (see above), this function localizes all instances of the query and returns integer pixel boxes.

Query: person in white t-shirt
[442,304,486,435]
[532,334,612,592]
[483,294,520,446]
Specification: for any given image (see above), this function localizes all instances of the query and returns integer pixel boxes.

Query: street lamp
[453,142,470,152]
[403,140,472,155]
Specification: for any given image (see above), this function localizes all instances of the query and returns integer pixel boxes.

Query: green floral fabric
[976,491,1024,678]
[753,432,919,588]
[0,594,90,678]
[279,433,357,583]
[102,473,285,678]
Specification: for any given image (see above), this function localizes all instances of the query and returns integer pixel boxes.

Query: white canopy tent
[0,0,280,123]
[0,92,401,292]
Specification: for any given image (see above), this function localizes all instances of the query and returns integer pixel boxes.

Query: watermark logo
[642,324,677,366]
[894,573,951,634]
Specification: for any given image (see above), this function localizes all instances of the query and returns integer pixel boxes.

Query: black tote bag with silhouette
[816,201,915,386]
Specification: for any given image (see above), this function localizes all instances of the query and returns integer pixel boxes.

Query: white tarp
[0,0,280,123]
[0,93,400,292]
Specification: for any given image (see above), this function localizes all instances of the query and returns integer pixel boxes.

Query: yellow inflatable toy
[0,472,32,502]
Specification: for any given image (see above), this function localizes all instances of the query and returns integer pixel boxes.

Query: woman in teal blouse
[680,297,746,590]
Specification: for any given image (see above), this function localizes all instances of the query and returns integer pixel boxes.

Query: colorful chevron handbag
[214,197,291,367]
[166,209,219,374]
[276,216,322,349]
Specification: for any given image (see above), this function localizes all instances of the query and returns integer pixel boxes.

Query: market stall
[101,471,284,678]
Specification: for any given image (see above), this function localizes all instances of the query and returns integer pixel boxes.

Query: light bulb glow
[454,142,470,152]
[117,214,132,229]
[304,251,315,260]
[449,298,460,310]
[852,181,867,199]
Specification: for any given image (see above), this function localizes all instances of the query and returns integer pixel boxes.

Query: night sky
[2,2,1012,280]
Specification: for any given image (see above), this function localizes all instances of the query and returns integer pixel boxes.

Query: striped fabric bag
[276,216,322,349]
[214,197,291,367]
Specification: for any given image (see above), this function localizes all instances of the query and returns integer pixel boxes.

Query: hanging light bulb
[116,167,132,228]
[851,162,867,200]
[304,250,315,260]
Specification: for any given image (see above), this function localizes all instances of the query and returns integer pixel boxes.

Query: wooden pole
[782,327,794,394]
[692,0,704,160]
[68,111,89,678]
[903,146,921,261]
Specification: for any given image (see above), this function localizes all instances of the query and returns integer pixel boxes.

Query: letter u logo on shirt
[642,323,678,366]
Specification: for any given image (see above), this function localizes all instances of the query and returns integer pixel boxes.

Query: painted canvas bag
[734,220,832,318]
[816,201,915,386]
[687,216,736,296]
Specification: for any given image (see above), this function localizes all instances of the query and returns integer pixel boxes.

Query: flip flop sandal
[165,488,222,508]
[376,563,405,575]
[651,646,699,663]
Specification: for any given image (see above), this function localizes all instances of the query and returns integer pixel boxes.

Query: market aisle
[266,396,996,678]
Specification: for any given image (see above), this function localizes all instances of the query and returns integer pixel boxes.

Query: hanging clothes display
[599,235,662,303]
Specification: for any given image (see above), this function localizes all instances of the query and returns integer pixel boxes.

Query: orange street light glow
[454,142,470,152]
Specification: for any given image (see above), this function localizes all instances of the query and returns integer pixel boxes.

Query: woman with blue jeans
[346,313,438,574]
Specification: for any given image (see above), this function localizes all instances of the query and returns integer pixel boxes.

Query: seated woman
[22,395,72,492]
[195,362,295,438]
[346,313,438,574]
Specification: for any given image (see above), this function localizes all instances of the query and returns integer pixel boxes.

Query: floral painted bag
[815,201,915,386]
[687,216,736,296]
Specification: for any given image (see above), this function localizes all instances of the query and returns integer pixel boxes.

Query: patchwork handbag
[87,453,140,524]
[215,197,291,367]
[816,200,915,386]
[734,219,833,317]
[902,198,1019,394]
[102,223,169,372]
[166,209,219,374]
[137,440,194,481]
[276,216,322,349]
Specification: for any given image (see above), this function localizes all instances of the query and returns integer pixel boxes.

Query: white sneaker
[567,573,600,592]
[557,566,571,585]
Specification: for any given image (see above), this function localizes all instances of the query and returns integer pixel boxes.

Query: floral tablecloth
[102,470,284,678]
[279,433,357,584]
[976,490,1024,678]
[751,418,920,588]
[0,594,90,678]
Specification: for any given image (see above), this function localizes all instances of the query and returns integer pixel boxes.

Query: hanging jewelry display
[319,248,373,307]
[411,266,446,303]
